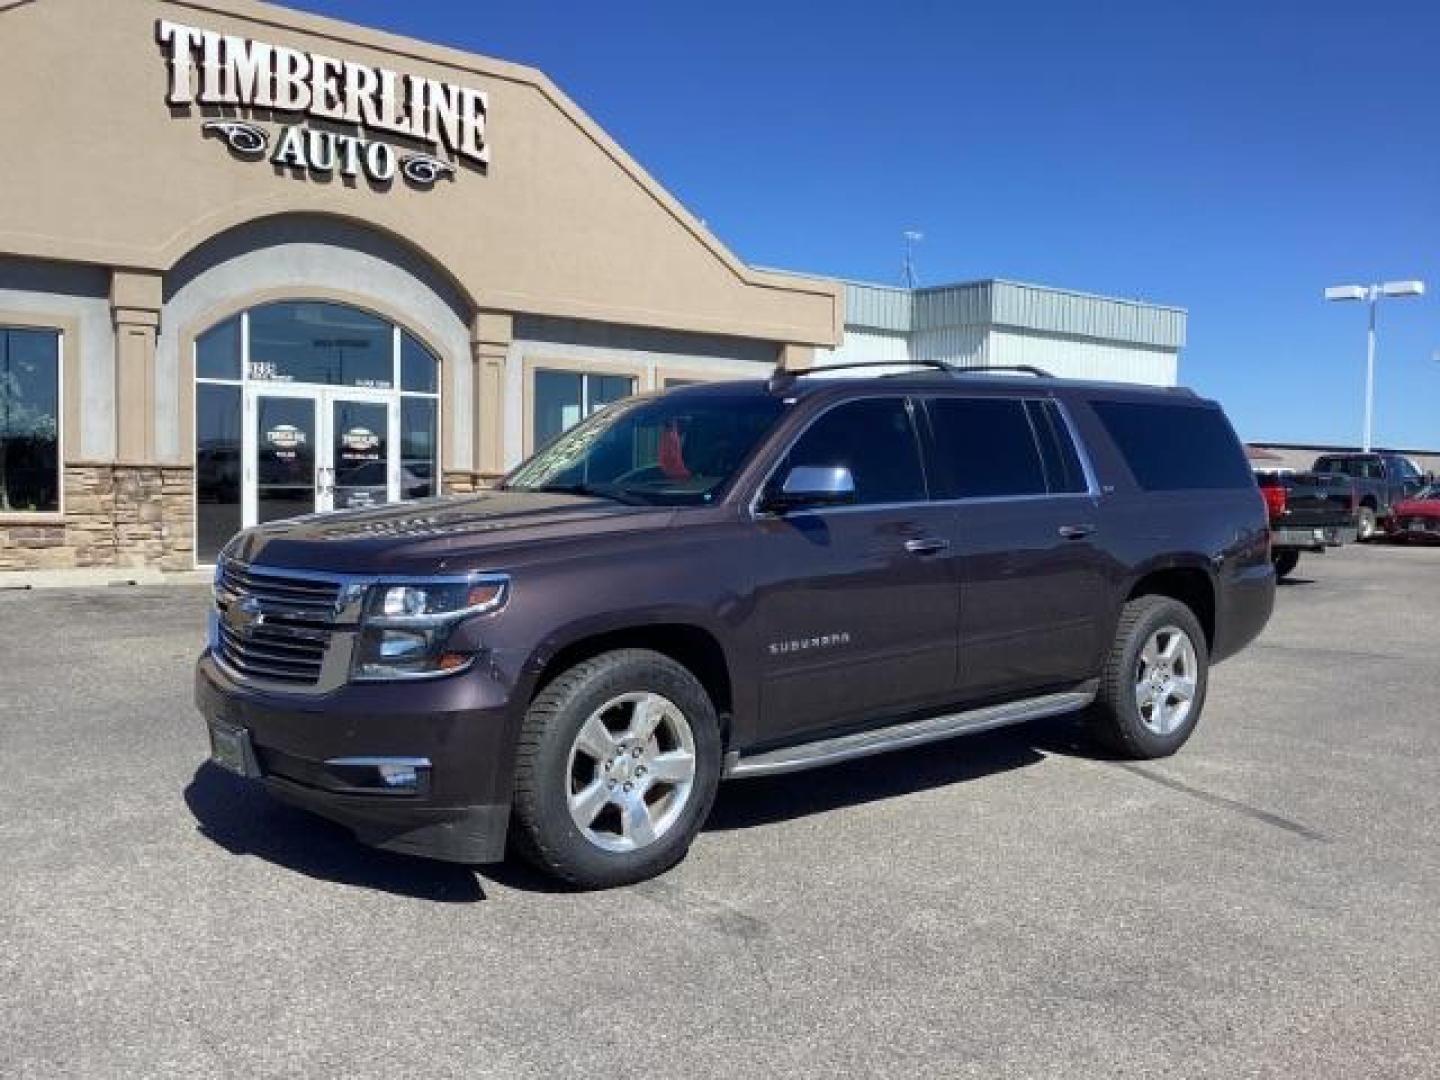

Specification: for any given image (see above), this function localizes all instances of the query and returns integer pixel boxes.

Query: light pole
[1324,280,1425,452]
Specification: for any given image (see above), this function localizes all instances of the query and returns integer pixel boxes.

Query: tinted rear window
[924,397,1046,498]
[1091,400,1253,491]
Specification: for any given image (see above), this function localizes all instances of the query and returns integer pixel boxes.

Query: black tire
[1272,549,1300,579]
[1088,595,1209,759]
[511,649,722,889]
[1357,507,1377,541]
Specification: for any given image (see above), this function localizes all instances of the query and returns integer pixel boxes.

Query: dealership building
[0,0,1185,577]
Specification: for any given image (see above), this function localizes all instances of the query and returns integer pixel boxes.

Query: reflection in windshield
[505,392,787,506]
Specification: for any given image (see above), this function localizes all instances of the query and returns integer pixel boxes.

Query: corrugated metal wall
[841,283,913,333]
[911,324,988,366]
[814,327,911,366]
[987,330,1179,385]
[988,282,1185,349]
[826,278,1185,386]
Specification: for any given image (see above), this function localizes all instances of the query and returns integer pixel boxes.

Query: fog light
[324,756,432,796]
[377,762,420,789]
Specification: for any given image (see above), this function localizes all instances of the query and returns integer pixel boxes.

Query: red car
[1387,486,1440,543]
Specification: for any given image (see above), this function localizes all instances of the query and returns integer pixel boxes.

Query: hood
[227,489,675,574]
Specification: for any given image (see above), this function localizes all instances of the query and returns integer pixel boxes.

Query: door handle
[904,537,950,556]
[1058,524,1096,540]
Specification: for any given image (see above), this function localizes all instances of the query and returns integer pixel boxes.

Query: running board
[723,690,1095,780]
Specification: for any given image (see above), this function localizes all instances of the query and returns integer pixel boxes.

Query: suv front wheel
[1089,595,1209,758]
[511,649,722,888]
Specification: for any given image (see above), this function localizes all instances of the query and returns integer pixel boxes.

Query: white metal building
[817,279,1186,386]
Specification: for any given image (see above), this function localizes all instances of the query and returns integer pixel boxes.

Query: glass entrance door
[244,388,398,525]
[251,392,319,526]
[328,396,394,512]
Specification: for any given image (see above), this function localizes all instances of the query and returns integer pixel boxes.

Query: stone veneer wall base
[0,464,194,573]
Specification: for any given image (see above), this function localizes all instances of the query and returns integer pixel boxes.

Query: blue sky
[291,0,1439,448]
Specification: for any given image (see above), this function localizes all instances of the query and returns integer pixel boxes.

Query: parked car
[1253,469,1358,578]
[1311,451,1428,540]
[1385,485,1440,543]
[195,365,1274,888]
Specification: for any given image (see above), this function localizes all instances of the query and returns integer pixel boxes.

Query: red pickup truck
[1254,470,1359,579]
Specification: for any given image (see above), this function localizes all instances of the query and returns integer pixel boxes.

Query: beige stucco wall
[0,0,841,348]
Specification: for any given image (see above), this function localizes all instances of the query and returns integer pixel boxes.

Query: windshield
[503,391,788,506]
[1412,485,1440,501]
[1389,455,1422,480]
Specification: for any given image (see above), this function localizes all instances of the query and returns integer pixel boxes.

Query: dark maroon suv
[196,366,1274,888]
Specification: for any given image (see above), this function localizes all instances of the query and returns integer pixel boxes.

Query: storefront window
[401,331,438,393]
[195,383,242,561]
[193,301,443,564]
[401,397,437,499]
[0,327,61,514]
[196,317,242,381]
[247,301,394,388]
[533,369,636,447]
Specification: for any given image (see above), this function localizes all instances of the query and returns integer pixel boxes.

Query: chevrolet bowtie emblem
[238,597,265,629]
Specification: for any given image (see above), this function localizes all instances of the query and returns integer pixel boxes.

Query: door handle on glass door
[904,537,950,556]
[1058,524,1096,540]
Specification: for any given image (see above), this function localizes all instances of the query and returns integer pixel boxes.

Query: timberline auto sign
[156,20,489,188]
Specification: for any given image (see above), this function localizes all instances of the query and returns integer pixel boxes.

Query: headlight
[352,574,509,681]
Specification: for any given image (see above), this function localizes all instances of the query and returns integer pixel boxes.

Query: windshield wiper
[529,483,648,506]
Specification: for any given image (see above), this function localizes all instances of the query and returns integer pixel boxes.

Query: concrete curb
[0,568,212,590]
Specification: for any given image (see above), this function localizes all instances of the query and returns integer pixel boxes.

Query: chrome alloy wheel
[565,692,698,853]
[1134,625,1199,736]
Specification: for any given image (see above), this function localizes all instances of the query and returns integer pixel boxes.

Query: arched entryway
[193,299,440,563]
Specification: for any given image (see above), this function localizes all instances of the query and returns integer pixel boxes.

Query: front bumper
[194,653,520,863]
[1271,524,1357,551]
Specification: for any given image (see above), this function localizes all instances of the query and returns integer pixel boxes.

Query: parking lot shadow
[706,721,1057,831]
[184,763,484,902]
[184,716,1102,897]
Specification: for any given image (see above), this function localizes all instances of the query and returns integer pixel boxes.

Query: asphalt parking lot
[2,545,1438,1078]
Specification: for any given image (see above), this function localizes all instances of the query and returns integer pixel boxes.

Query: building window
[0,327,61,514]
[247,301,394,388]
[533,369,636,447]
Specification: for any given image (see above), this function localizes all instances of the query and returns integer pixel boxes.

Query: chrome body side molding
[723,690,1095,779]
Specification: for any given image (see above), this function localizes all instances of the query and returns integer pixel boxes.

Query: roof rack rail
[942,364,1054,378]
[766,359,950,392]
[766,359,1054,392]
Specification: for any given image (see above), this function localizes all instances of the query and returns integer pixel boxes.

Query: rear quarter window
[1090,400,1253,492]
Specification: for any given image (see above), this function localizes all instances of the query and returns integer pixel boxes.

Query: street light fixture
[1324,279,1426,452]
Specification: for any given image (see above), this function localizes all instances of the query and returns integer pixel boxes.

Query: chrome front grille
[216,619,330,684]
[214,561,348,690]
[218,561,342,620]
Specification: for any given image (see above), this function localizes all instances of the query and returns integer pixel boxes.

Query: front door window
[195,301,441,564]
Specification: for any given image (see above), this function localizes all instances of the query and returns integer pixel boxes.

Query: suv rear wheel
[511,649,722,888]
[1089,596,1209,759]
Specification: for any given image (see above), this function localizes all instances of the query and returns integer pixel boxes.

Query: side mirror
[764,465,856,511]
